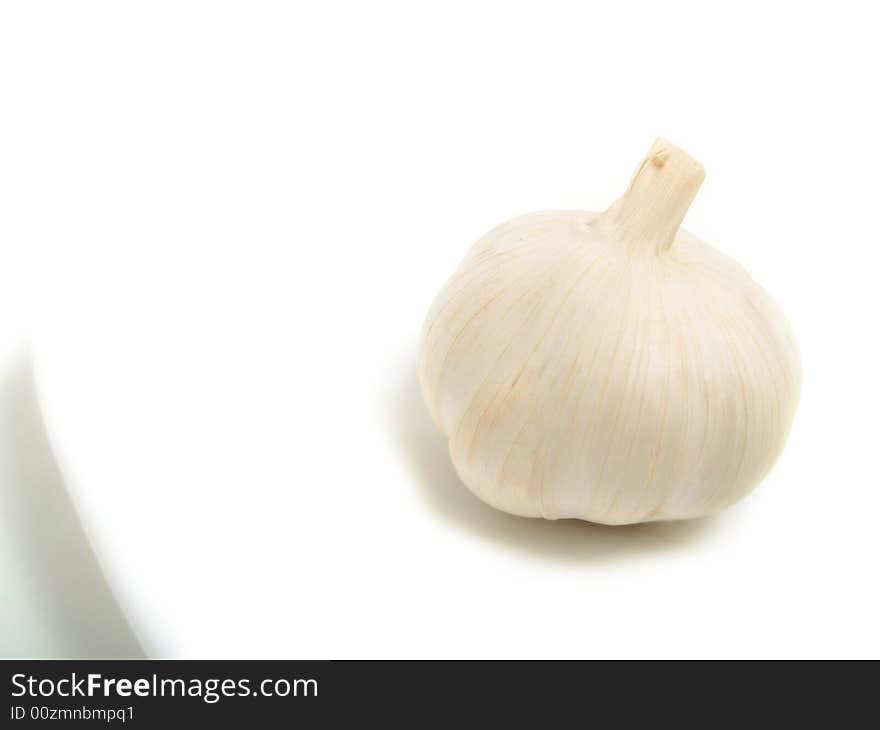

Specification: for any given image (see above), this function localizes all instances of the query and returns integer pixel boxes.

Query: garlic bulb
[418,138,800,525]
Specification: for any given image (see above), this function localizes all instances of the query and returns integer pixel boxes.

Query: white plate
[20,2,880,658]
[31,233,878,658]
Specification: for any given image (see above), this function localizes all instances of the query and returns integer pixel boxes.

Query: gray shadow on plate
[389,357,721,564]
[0,354,144,657]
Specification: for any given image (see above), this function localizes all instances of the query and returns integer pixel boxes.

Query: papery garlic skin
[418,139,800,525]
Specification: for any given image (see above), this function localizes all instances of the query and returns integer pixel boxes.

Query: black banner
[2,659,876,726]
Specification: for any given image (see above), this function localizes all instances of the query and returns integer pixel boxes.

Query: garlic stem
[602,137,705,254]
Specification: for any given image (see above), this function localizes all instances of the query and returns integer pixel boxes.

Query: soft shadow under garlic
[389,355,721,563]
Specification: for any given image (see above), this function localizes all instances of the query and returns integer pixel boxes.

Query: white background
[1,2,878,658]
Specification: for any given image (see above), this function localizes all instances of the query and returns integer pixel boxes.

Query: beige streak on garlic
[419,139,801,525]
